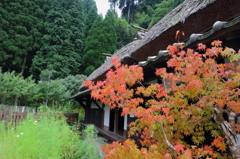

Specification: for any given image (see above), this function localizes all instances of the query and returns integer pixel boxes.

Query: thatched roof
[78,0,240,91]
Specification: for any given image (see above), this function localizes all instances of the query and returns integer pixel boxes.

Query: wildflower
[21,133,23,135]
[16,135,19,137]
[78,135,81,137]
[32,122,36,125]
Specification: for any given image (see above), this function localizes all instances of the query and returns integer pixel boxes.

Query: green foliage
[0,69,86,108]
[83,10,117,75]
[0,0,49,77]
[102,10,118,53]
[60,74,87,95]
[84,0,98,38]
[31,0,85,79]
[110,0,184,27]
[80,125,104,159]
[35,79,71,107]
[116,18,137,49]
[83,0,96,14]
[152,0,175,24]
[0,68,36,106]
[24,69,66,107]
[0,111,101,158]
[152,0,184,24]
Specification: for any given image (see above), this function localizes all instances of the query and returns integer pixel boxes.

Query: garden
[0,106,105,159]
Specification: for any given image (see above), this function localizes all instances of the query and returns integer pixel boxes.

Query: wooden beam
[131,25,147,32]
[93,100,103,110]
[77,100,86,109]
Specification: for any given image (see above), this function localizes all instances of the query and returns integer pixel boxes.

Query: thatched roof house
[70,0,240,144]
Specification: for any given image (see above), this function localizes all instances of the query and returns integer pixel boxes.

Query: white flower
[21,133,23,135]
[16,135,19,137]
[35,121,37,123]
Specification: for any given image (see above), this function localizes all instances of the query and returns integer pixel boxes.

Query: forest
[0,0,184,106]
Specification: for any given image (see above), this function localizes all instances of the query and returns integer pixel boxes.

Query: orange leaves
[168,45,178,55]
[174,142,185,154]
[197,43,206,51]
[162,107,170,115]
[175,30,185,41]
[84,80,93,87]
[164,153,172,159]
[122,107,130,116]
[211,136,226,152]
[215,99,225,107]
[228,101,240,114]
[136,83,161,97]
[185,79,203,98]
[167,58,181,68]
[205,47,221,57]
[102,139,142,159]
[111,56,121,68]
[85,41,240,158]
[211,40,222,47]
[155,67,167,77]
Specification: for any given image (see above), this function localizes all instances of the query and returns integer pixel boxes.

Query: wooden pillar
[114,108,119,134]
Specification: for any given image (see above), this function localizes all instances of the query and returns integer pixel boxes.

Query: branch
[131,25,147,32]
[161,123,176,151]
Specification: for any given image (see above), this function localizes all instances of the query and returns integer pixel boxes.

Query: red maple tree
[85,40,240,158]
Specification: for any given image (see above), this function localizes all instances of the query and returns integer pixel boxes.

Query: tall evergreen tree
[152,0,184,24]
[31,0,85,80]
[109,0,184,26]
[83,0,96,14]
[0,0,49,77]
[101,10,118,54]
[115,18,136,49]
[84,1,98,38]
[83,10,117,75]
[82,15,104,75]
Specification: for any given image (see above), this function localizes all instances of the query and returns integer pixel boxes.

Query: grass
[0,109,102,159]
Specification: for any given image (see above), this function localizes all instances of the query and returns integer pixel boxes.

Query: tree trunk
[14,96,19,106]
[21,55,27,76]
[213,107,240,158]
[127,2,130,23]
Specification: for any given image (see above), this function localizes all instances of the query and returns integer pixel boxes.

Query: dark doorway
[109,108,125,136]
[117,108,124,136]
[109,108,115,132]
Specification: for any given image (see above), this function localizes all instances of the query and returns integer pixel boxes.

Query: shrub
[0,110,100,158]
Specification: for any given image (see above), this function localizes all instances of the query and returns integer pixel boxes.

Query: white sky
[95,0,121,18]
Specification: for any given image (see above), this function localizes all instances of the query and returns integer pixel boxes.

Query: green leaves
[0,0,48,76]
[83,10,117,75]
[0,69,35,106]
[30,0,85,79]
